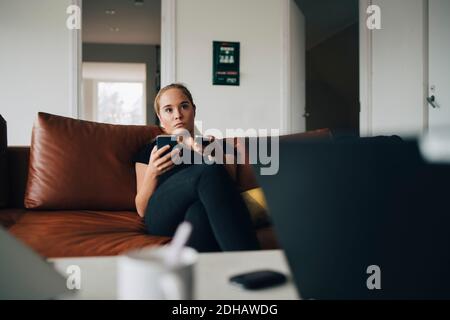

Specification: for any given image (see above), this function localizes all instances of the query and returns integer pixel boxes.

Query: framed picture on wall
[213,41,240,86]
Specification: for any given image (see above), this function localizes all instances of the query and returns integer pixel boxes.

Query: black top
[133,140,157,165]
[132,140,190,186]
[133,137,237,165]
[133,138,237,187]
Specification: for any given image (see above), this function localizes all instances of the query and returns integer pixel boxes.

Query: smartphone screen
[156,135,179,156]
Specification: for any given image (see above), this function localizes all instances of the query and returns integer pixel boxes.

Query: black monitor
[254,137,450,299]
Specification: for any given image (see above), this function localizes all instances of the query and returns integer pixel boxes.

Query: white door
[428,0,450,133]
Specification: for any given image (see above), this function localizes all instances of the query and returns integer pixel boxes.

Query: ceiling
[295,0,359,49]
[82,0,161,45]
[82,0,357,48]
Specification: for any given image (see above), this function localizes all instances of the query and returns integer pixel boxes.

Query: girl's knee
[200,163,227,176]
[185,201,206,220]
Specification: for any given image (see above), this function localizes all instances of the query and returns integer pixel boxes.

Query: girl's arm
[135,145,179,217]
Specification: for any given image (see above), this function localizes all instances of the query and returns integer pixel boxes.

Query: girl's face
[157,88,196,135]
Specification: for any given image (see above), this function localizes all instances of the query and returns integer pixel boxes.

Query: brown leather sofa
[0,113,331,258]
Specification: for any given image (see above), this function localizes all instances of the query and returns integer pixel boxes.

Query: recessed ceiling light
[109,27,120,32]
[105,9,116,15]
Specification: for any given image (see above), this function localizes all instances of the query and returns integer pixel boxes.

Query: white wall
[175,0,304,137]
[360,0,427,137]
[0,0,73,146]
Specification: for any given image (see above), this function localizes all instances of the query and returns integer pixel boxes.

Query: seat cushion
[241,188,271,228]
[8,210,170,258]
[24,112,163,210]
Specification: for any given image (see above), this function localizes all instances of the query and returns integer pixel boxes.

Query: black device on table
[229,270,287,290]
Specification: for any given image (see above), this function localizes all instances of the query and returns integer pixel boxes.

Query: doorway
[81,0,161,125]
[296,0,360,136]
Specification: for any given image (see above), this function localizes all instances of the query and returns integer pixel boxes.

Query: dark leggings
[145,163,260,252]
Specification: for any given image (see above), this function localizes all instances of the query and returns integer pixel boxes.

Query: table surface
[49,249,300,300]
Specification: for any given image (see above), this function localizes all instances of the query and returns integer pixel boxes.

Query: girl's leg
[145,167,199,237]
[184,200,221,252]
[194,164,260,251]
[145,163,260,251]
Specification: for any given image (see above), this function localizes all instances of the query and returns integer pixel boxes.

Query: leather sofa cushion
[24,113,163,210]
[8,210,170,257]
[7,210,279,257]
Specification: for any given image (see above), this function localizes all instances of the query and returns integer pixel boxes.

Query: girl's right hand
[146,145,180,177]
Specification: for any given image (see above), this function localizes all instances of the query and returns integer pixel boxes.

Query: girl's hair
[154,83,196,116]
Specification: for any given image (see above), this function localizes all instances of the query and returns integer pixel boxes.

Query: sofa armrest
[0,115,7,208]
[7,147,30,209]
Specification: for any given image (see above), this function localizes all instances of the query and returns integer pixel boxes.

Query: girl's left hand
[179,135,215,155]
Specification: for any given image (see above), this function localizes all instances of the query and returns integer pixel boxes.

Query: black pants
[145,163,260,252]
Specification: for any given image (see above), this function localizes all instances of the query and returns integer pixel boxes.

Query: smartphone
[229,270,287,290]
[156,135,179,156]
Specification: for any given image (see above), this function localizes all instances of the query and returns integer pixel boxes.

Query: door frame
[72,0,291,135]
[161,0,176,87]
[69,0,82,119]
[359,0,373,137]
[70,0,174,119]
[281,0,292,135]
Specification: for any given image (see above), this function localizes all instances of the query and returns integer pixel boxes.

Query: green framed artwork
[213,41,240,86]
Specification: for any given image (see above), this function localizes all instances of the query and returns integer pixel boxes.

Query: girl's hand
[205,135,215,144]
[179,135,216,157]
[146,145,180,177]
[176,135,200,153]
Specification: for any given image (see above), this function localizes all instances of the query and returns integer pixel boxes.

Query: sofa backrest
[3,112,332,209]
[236,129,333,192]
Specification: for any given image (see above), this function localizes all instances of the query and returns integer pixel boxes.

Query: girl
[133,83,260,252]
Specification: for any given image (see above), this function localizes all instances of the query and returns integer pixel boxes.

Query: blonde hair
[154,83,196,116]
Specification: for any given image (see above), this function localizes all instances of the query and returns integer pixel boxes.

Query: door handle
[427,95,440,109]
[302,112,311,118]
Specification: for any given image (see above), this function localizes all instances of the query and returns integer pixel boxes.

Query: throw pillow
[24,112,162,210]
[241,187,271,228]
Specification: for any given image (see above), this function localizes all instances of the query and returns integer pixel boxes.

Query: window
[82,62,146,125]
[97,82,144,125]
